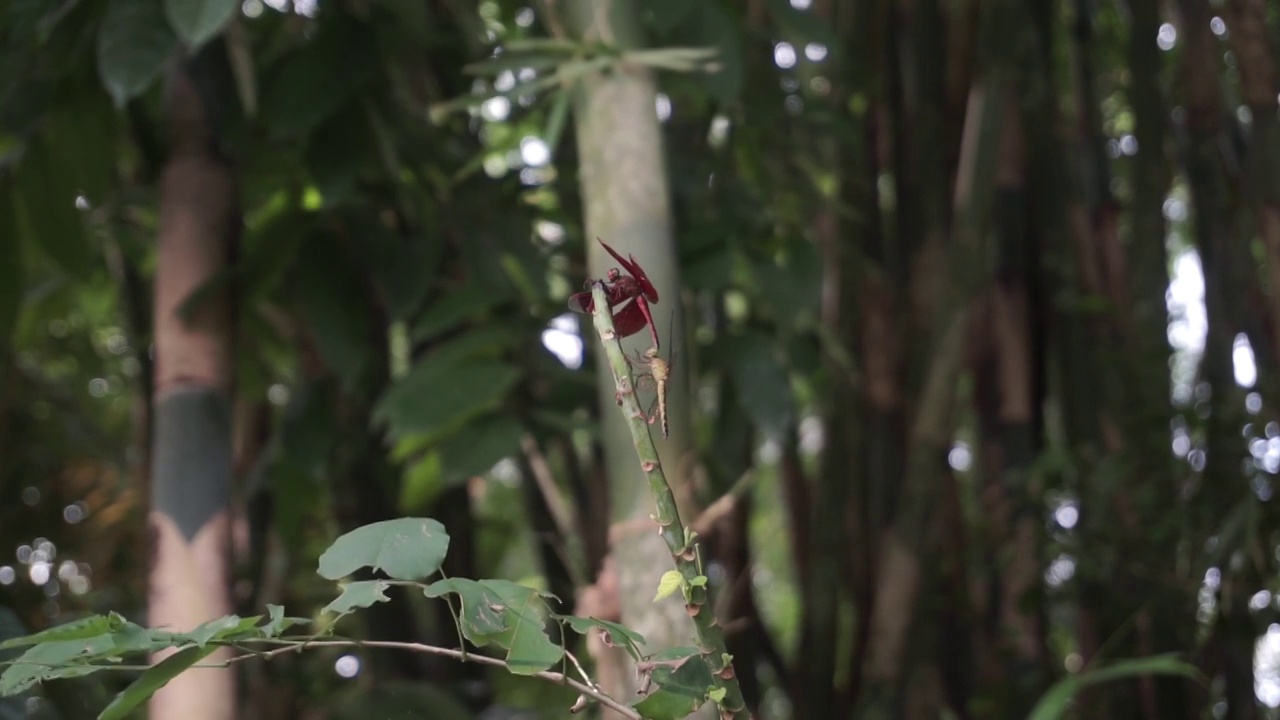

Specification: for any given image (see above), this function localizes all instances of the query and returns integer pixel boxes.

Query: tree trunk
[147,65,238,720]
[557,0,696,711]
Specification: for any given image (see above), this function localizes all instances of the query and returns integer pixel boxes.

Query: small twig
[521,434,577,542]
[690,470,754,537]
[228,639,640,719]
[564,649,598,690]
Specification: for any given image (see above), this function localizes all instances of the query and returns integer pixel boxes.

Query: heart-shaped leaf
[317,518,450,581]
[165,0,237,49]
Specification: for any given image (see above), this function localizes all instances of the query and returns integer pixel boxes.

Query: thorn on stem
[641,461,656,472]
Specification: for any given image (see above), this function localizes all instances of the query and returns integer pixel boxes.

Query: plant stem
[232,638,642,719]
[587,282,752,719]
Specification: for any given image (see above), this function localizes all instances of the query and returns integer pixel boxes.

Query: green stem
[587,282,751,719]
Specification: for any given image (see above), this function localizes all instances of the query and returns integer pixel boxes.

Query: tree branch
[586,282,753,719]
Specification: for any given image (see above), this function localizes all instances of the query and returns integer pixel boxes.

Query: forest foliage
[2,0,1280,718]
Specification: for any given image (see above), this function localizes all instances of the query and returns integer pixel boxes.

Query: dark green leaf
[412,284,511,342]
[1,637,120,696]
[1026,655,1201,720]
[417,325,517,372]
[14,136,90,278]
[696,4,742,106]
[317,518,451,581]
[307,103,375,207]
[632,690,702,720]
[543,87,573,159]
[323,580,391,615]
[260,26,375,137]
[165,0,237,49]
[41,91,119,207]
[96,0,177,106]
[423,578,564,674]
[555,615,646,661]
[723,331,793,437]
[435,415,524,485]
[0,614,128,651]
[183,615,260,646]
[343,213,439,320]
[632,647,711,719]
[373,359,521,440]
[293,234,370,384]
[98,645,219,720]
[258,604,310,638]
[0,656,107,697]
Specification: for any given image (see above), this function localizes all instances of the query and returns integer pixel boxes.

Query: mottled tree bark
[147,65,238,720]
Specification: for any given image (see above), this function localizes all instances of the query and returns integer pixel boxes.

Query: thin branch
[521,433,577,542]
[690,470,754,537]
[226,638,640,719]
[587,282,753,719]
[5,637,640,719]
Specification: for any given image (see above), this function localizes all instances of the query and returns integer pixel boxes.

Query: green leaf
[0,653,107,697]
[629,645,715,720]
[359,231,439,321]
[555,615,646,662]
[543,87,572,159]
[317,518,451,581]
[0,614,128,651]
[435,414,525,485]
[412,284,511,342]
[41,91,119,208]
[260,26,375,137]
[1026,654,1201,720]
[373,358,522,440]
[707,686,726,703]
[423,578,564,674]
[259,605,309,638]
[631,648,711,720]
[632,690,701,720]
[723,331,793,438]
[696,4,742,106]
[323,580,392,615]
[0,636,124,696]
[98,645,219,720]
[164,0,237,49]
[96,0,177,107]
[183,615,260,646]
[307,103,376,208]
[14,135,89,279]
[653,571,683,602]
[293,234,370,384]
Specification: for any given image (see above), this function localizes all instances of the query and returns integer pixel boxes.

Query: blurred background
[2,0,1279,718]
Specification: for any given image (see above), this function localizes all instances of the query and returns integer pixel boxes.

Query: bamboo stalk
[586,282,751,720]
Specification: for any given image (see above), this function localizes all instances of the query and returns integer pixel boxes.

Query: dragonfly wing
[612,300,649,339]
[567,290,596,313]
[597,237,659,304]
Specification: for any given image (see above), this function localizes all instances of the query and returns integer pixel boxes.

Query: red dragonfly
[568,238,661,349]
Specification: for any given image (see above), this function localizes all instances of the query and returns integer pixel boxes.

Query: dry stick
[586,283,752,720]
